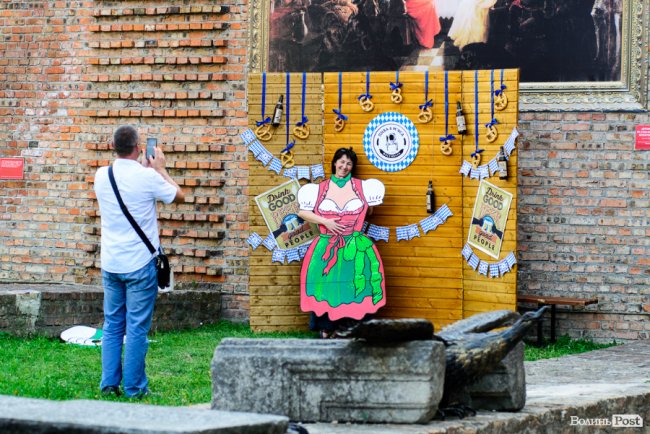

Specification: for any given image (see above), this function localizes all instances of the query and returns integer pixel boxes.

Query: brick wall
[1,2,649,342]
[0,1,250,310]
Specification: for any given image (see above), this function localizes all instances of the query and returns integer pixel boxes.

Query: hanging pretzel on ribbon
[417,70,433,124]
[333,71,348,132]
[358,71,374,112]
[281,72,295,168]
[494,69,508,111]
[255,72,273,141]
[471,70,485,168]
[293,72,310,140]
[439,71,455,156]
[390,70,403,104]
[485,69,499,144]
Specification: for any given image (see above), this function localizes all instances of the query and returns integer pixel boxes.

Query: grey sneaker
[101,386,121,397]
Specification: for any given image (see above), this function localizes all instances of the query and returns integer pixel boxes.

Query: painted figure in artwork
[404,0,442,49]
[298,147,386,338]
[448,0,498,49]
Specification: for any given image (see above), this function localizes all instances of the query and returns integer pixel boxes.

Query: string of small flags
[241,128,325,181]
[246,204,453,264]
[461,243,517,278]
[459,127,518,180]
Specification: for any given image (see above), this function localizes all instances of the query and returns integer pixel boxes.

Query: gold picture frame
[248,0,648,111]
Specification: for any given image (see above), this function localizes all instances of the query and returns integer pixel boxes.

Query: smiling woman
[297,147,386,338]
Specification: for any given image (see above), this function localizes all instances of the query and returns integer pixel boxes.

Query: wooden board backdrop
[247,70,518,332]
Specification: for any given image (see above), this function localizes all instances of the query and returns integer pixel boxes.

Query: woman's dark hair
[113,125,139,157]
[331,147,357,175]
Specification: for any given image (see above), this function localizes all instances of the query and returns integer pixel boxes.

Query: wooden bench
[517,295,598,345]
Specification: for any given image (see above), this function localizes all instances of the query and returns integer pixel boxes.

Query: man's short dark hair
[331,147,357,175]
[113,125,139,157]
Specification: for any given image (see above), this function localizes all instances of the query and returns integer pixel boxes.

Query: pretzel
[440,140,453,156]
[495,91,508,111]
[280,150,295,168]
[417,107,432,123]
[391,88,403,104]
[359,96,374,112]
[471,153,482,169]
[334,118,346,132]
[293,124,310,140]
[254,124,273,141]
[485,124,499,143]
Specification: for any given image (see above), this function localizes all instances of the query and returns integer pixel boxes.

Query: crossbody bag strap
[107,165,157,255]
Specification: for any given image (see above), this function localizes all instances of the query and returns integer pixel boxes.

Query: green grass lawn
[0,322,615,406]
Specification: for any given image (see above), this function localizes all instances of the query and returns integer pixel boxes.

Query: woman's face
[334,155,353,178]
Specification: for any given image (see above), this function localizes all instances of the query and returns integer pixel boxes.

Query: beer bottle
[271,95,284,127]
[498,146,508,180]
[456,101,467,135]
[426,180,435,213]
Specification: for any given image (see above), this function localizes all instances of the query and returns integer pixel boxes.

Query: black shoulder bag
[107,165,171,289]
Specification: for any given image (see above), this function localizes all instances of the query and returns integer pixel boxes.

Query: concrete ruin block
[211,338,445,423]
[467,342,526,411]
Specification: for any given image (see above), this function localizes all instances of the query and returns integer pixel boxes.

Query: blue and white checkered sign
[396,224,420,241]
[462,243,473,260]
[478,165,490,180]
[283,167,297,179]
[271,248,286,264]
[498,260,510,276]
[248,140,264,157]
[297,166,310,180]
[240,128,256,145]
[262,233,277,251]
[505,252,517,268]
[258,150,273,167]
[488,159,499,176]
[311,164,325,180]
[478,260,489,276]
[468,253,479,270]
[361,221,369,233]
[363,112,419,172]
[420,215,441,234]
[268,157,282,174]
[367,224,390,242]
[469,168,480,179]
[489,263,500,278]
[298,244,309,259]
[286,248,300,263]
[246,232,263,250]
[504,127,518,155]
[434,204,453,222]
[460,160,472,176]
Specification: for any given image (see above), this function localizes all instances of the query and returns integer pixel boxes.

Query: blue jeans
[101,258,157,397]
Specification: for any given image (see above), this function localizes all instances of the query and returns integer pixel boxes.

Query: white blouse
[298,179,385,211]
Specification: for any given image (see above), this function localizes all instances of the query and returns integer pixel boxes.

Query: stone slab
[0,396,288,434]
[211,338,445,423]
[467,341,525,411]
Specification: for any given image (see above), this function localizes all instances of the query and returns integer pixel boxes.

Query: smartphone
[146,138,157,160]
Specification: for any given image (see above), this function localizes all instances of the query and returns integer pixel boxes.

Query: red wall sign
[635,125,650,150]
[0,158,25,179]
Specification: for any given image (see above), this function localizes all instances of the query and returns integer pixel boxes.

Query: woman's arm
[298,210,344,235]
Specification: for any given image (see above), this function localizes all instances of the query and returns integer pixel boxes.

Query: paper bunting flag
[499,260,510,276]
[271,248,286,264]
[258,150,273,167]
[503,127,519,155]
[286,248,300,263]
[246,232,263,250]
[459,161,472,176]
[489,263,500,278]
[283,167,297,179]
[478,165,490,180]
[297,166,310,180]
[268,158,283,174]
[367,224,390,242]
[420,215,442,234]
[262,233,277,251]
[311,164,325,180]
[462,244,473,260]
[505,252,517,268]
[396,224,420,241]
[434,204,452,222]
[469,168,480,179]
[361,221,369,233]
[298,244,309,259]
[468,253,479,270]
[248,140,264,157]
[240,128,256,145]
[488,159,499,176]
[478,260,489,276]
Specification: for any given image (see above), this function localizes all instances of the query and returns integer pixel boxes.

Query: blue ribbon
[485,118,499,128]
[471,149,485,158]
[421,70,431,109]
[419,100,433,110]
[474,70,483,155]
[296,72,308,127]
[257,72,269,126]
[333,109,348,121]
[358,70,372,101]
[390,70,402,90]
[256,117,271,127]
[495,69,506,96]
[282,141,295,154]
[489,69,497,125]
[285,72,290,147]
[333,71,347,120]
[439,134,456,142]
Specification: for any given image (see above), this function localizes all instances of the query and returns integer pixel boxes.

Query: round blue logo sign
[363,112,419,172]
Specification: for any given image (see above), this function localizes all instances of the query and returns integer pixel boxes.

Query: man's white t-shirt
[94,159,177,274]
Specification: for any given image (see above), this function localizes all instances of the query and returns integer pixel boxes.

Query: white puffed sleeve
[297,183,319,211]
[362,178,385,206]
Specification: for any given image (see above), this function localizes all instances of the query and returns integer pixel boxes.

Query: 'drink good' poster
[468,180,512,259]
